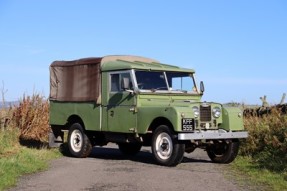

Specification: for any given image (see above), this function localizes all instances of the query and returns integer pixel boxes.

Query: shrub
[11,94,50,142]
[240,108,287,172]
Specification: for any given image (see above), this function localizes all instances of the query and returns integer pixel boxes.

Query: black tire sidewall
[67,123,92,158]
[152,125,185,166]
[207,140,240,164]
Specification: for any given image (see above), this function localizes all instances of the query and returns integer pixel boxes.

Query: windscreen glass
[166,72,196,92]
[135,71,168,90]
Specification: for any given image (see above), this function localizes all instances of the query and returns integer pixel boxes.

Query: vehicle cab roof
[51,55,195,73]
[101,55,195,73]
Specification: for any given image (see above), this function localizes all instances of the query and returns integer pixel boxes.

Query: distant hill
[0,101,19,108]
[223,102,260,108]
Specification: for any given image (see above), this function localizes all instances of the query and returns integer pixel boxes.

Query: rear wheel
[67,123,92,158]
[206,139,239,164]
[118,143,142,155]
[152,125,185,166]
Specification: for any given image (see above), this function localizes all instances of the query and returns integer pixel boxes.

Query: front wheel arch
[148,117,174,133]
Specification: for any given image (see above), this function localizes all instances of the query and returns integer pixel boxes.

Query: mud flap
[49,130,64,148]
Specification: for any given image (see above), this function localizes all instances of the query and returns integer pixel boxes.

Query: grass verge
[0,129,61,191]
[231,156,287,191]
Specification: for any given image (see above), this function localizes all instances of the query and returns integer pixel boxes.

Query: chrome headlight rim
[212,106,221,118]
[192,106,199,118]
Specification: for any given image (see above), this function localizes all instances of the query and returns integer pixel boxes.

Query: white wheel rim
[70,129,83,152]
[155,132,173,160]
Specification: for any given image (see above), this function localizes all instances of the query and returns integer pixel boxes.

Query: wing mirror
[200,81,205,93]
[121,77,135,94]
[121,77,130,90]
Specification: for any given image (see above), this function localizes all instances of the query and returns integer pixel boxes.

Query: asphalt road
[10,144,253,191]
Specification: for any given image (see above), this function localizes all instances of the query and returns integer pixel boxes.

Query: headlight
[238,112,242,118]
[212,107,221,118]
[192,106,199,118]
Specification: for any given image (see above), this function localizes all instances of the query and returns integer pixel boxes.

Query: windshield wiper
[151,87,168,92]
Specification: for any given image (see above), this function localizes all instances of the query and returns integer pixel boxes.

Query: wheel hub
[160,141,169,151]
[70,129,83,152]
[74,135,81,146]
[155,132,173,160]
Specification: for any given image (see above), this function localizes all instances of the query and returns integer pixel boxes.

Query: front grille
[200,105,211,121]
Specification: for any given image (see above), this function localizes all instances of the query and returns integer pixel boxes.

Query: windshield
[166,72,197,92]
[135,71,168,90]
[134,70,197,93]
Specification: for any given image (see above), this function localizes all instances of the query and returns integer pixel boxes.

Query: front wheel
[152,125,185,166]
[206,139,239,164]
[67,123,92,158]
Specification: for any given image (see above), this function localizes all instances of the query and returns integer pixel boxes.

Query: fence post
[260,95,269,107]
[0,117,4,131]
[280,93,286,105]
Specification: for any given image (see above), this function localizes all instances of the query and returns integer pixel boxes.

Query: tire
[206,139,239,164]
[118,143,142,155]
[67,123,92,158]
[152,125,185,166]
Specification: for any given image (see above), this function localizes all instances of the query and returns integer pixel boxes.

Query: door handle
[110,110,114,117]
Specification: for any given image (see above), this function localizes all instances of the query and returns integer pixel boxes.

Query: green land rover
[49,55,248,166]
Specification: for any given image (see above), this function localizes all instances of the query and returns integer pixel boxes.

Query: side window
[110,72,133,92]
[111,74,120,92]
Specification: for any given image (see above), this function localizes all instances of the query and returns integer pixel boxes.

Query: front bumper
[177,130,248,140]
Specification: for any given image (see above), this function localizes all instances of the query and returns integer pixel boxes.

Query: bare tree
[1,81,8,107]
[0,81,8,131]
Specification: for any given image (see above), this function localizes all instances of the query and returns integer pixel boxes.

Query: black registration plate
[182,118,195,131]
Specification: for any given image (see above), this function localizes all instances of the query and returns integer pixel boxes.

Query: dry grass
[10,94,50,142]
[0,94,61,190]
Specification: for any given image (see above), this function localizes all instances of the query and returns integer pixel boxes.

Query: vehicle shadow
[181,157,212,164]
[59,143,212,165]
[89,146,157,165]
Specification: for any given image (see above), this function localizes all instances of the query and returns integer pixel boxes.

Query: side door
[107,71,137,133]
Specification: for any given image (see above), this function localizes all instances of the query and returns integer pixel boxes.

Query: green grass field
[232,156,287,191]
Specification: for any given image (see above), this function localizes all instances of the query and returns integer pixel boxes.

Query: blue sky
[0,0,286,104]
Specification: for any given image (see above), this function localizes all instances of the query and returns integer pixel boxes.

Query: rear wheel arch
[67,115,85,129]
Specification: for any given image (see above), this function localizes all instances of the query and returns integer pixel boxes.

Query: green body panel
[101,72,109,106]
[136,94,201,106]
[101,71,137,133]
[50,96,244,133]
[105,106,137,133]
[136,94,227,133]
[136,106,193,133]
[50,101,101,131]
[219,107,244,131]
[136,94,195,133]
[106,92,136,133]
